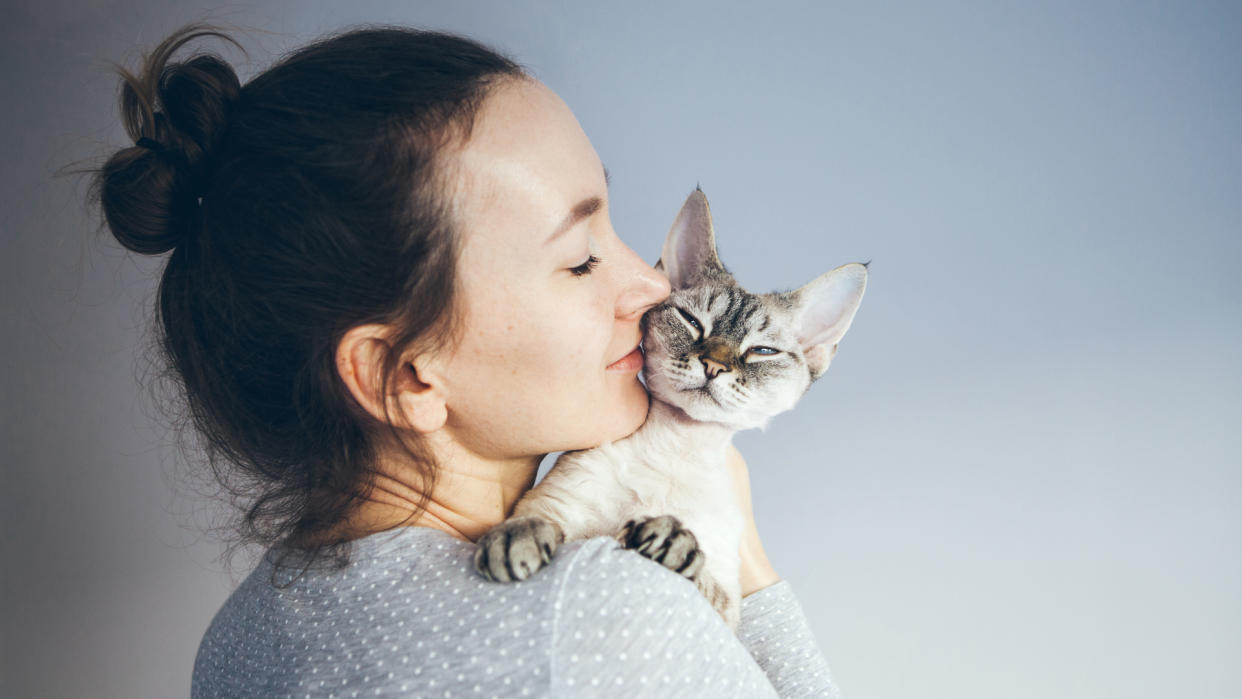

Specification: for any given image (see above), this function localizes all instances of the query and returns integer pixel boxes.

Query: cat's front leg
[474,446,630,583]
[474,469,615,582]
[473,516,564,583]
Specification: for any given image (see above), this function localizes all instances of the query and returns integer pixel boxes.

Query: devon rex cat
[474,187,867,631]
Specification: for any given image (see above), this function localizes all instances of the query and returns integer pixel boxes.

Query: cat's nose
[699,338,734,379]
[701,357,730,379]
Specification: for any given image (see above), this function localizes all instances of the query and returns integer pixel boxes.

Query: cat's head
[641,188,867,431]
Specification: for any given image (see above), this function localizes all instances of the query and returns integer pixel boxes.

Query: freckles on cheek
[478,309,554,379]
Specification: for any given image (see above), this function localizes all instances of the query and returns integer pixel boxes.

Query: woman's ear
[336,324,448,434]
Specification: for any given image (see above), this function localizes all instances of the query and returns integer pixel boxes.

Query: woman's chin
[604,376,651,441]
[560,378,650,452]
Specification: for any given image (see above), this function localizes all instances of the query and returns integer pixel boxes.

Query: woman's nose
[615,245,672,319]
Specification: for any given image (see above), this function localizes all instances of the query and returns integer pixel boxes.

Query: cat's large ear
[790,263,868,380]
[654,188,728,290]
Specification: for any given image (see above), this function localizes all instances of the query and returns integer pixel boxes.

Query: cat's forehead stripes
[667,285,790,348]
[709,289,766,339]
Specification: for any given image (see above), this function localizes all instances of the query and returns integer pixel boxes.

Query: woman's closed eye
[569,255,602,277]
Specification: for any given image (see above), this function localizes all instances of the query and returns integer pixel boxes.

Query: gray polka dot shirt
[192,526,843,697]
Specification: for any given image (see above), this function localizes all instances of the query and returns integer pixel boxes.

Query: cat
[473,187,867,631]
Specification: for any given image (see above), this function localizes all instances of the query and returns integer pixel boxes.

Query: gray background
[4,1,1239,697]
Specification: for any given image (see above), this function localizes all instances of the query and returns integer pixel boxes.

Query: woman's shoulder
[538,536,784,696]
[196,528,717,652]
[200,527,712,621]
[192,528,748,697]
[554,533,735,620]
[551,534,715,607]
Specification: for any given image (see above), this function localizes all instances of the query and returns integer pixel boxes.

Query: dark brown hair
[84,21,526,579]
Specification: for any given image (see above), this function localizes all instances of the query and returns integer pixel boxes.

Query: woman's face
[432,78,670,460]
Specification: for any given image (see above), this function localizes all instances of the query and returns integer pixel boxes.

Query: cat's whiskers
[661,362,694,379]
[707,380,741,409]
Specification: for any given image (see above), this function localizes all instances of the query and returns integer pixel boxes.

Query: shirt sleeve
[738,580,844,698]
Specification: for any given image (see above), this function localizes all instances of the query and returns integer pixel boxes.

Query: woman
[92,21,843,698]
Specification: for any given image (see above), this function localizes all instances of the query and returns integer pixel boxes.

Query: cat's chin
[645,369,770,430]
[651,391,765,431]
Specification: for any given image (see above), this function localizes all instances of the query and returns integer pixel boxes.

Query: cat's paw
[474,516,565,583]
[617,514,705,580]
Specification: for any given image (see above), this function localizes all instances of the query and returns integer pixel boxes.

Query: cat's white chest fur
[512,398,745,627]
[550,418,742,551]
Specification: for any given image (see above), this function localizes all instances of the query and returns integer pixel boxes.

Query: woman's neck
[325,447,542,545]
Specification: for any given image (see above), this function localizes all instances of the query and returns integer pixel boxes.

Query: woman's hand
[725,442,782,597]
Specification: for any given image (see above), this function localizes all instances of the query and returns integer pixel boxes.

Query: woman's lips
[606,345,644,372]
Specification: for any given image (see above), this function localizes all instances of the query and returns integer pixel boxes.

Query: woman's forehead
[449,79,605,242]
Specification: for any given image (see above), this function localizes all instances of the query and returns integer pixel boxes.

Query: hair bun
[95,24,245,255]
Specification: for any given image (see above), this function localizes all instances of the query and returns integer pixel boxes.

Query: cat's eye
[747,346,781,356]
[675,308,702,331]
[569,255,602,277]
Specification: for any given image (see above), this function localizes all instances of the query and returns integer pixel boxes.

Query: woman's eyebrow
[545,197,602,245]
[545,162,610,246]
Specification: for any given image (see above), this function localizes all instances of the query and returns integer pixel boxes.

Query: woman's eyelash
[569,255,602,277]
